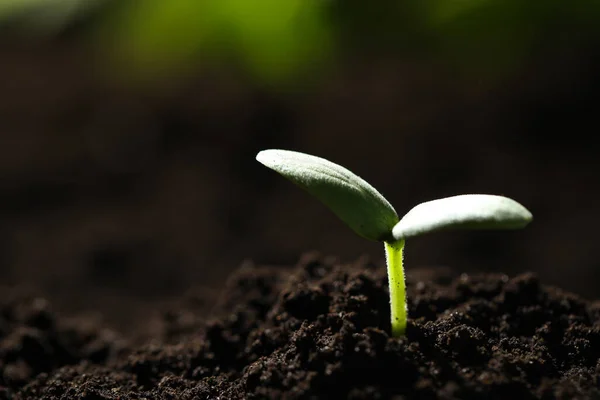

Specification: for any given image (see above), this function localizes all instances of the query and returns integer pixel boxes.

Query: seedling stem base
[384,239,406,337]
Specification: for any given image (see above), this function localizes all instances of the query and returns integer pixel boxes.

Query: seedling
[256,149,533,337]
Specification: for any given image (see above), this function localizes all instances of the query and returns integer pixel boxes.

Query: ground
[2,253,599,399]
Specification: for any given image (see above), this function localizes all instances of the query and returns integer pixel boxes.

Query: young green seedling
[256,149,533,337]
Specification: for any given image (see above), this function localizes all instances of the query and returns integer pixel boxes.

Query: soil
[2,253,599,399]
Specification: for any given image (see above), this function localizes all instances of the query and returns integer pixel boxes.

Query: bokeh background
[1,0,599,329]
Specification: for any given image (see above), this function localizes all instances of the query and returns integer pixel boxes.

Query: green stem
[384,239,406,337]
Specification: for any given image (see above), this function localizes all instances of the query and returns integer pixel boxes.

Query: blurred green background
[0,0,599,329]
[4,0,600,82]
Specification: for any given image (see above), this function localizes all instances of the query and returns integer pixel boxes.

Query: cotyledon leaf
[392,194,533,240]
[256,149,399,241]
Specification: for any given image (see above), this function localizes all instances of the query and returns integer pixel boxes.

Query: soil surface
[2,253,599,399]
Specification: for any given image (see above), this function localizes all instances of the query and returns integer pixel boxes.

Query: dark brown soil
[2,253,599,399]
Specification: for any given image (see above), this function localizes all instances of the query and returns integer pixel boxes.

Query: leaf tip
[520,206,534,225]
[256,149,288,169]
[255,149,270,166]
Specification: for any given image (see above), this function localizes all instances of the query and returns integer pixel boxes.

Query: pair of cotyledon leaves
[256,149,532,242]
